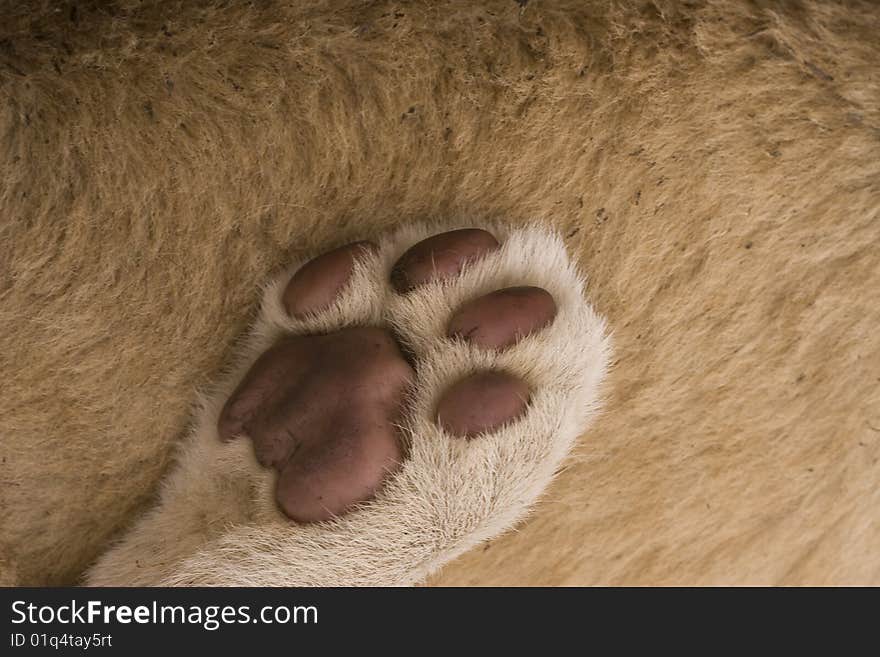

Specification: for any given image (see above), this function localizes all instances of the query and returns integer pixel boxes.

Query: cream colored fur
[87,222,610,585]
[1,0,879,585]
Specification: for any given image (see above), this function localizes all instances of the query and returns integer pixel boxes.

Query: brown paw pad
[448,286,557,350]
[436,370,530,438]
[283,241,376,318]
[390,228,499,293]
[218,327,413,522]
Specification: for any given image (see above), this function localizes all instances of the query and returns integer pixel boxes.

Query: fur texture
[87,221,610,585]
[1,0,879,585]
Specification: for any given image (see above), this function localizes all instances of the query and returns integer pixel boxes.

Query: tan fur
[1,0,879,586]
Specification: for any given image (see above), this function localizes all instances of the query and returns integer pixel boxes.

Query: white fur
[86,221,611,586]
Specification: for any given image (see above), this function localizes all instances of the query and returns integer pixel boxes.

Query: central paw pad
[218,327,413,522]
